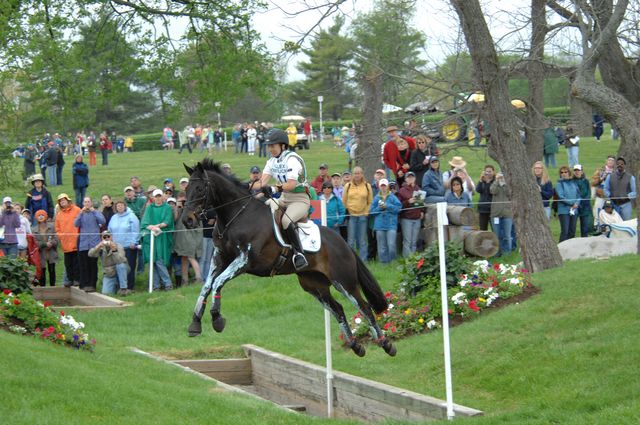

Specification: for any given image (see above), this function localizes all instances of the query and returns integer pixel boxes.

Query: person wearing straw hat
[54,193,81,287]
[25,173,54,224]
[33,209,58,286]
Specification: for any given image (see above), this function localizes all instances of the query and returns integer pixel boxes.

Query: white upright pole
[148,232,155,293]
[436,202,455,420]
[320,199,333,418]
[318,96,324,143]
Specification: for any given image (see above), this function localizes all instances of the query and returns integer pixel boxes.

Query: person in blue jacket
[555,166,580,242]
[108,200,140,291]
[315,181,345,231]
[72,154,89,208]
[421,156,445,204]
[532,161,554,218]
[444,176,472,207]
[369,179,402,263]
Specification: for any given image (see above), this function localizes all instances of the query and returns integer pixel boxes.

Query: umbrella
[281,115,306,121]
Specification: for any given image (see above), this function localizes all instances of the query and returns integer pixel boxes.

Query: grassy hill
[1,256,639,424]
[2,131,638,424]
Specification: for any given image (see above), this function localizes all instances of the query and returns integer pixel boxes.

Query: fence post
[148,231,155,293]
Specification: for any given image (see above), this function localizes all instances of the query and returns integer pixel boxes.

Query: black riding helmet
[265,128,289,146]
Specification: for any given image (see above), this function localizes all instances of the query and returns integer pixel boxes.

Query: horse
[181,159,397,357]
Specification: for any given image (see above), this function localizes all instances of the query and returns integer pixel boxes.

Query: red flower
[3,289,11,295]
[47,326,55,333]
[12,298,21,306]
[391,326,397,333]
[60,311,65,317]
[384,291,392,299]
[416,258,425,269]
[448,309,453,315]
[492,279,498,287]
[493,263,501,271]
[469,299,480,312]
[43,301,52,308]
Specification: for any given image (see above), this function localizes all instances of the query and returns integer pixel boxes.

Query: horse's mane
[198,158,252,197]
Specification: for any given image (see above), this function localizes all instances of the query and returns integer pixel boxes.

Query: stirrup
[292,252,308,270]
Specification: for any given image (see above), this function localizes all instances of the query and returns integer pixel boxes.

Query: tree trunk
[568,92,593,136]
[524,0,547,163]
[356,70,384,178]
[450,0,562,272]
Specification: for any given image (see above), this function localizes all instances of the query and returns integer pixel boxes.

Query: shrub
[0,256,35,294]
[397,241,473,296]
[0,289,96,351]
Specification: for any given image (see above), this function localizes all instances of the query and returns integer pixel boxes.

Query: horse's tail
[355,254,388,314]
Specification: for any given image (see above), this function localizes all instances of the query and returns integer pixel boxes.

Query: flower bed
[0,289,96,351]
[351,259,535,340]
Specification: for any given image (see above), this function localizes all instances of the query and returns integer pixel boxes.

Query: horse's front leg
[188,248,223,337]
[208,249,250,332]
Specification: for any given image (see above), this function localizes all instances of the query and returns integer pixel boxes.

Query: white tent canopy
[382,103,403,113]
[281,114,306,121]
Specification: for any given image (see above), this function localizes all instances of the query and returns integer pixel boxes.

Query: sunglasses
[102,236,111,240]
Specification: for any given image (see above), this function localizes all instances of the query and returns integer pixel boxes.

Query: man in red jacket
[311,163,330,193]
[383,126,416,184]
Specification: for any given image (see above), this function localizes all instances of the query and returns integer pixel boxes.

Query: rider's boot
[285,225,309,271]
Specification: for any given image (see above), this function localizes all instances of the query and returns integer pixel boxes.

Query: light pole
[214,101,221,128]
[317,96,324,143]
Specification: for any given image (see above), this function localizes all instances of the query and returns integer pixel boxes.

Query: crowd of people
[0,173,210,296]
[17,131,134,185]
[2,122,635,294]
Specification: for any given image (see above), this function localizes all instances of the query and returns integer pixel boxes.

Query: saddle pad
[271,211,322,253]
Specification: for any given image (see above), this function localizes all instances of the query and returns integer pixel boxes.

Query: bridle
[184,173,255,239]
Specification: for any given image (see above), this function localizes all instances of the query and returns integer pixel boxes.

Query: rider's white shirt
[263,151,304,185]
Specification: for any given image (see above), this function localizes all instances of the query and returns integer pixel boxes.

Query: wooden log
[464,230,499,257]
[447,225,467,242]
[446,205,476,226]
[422,205,440,246]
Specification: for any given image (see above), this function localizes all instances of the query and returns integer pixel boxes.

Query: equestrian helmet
[265,128,289,146]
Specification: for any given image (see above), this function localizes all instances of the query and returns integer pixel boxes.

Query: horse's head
[181,163,205,229]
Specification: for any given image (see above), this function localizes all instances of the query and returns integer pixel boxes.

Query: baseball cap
[573,164,582,171]
[3,196,12,204]
[405,171,415,177]
[375,168,386,175]
[164,177,173,183]
[603,200,613,208]
[319,163,328,169]
[146,185,158,193]
[322,181,333,189]
[123,186,134,193]
[167,197,177,204]
[342,170,351,175]
[152,189,163,197]
[429,156,439,163]
[250,166,261,173]
[378,178,389,187]
[222,163,231,169]
[179,177,189,184]
[389,181,397,187]
[331,172,341,178]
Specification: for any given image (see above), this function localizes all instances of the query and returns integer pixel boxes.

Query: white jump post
[319,199,334,418]
[436,202,455,420]
[148,231,155,293]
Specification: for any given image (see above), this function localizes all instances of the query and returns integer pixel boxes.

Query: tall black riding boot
[285,225,309,271]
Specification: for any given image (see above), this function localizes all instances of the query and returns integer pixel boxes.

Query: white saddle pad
[270,209,322,253]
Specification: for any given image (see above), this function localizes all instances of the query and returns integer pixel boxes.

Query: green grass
[2,132,638,424]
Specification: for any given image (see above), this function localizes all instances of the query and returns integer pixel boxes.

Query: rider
[259,128,310,270]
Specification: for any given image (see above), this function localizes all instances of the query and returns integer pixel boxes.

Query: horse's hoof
[187,321,202,337]
[380,339,397,357]
[351,342,366,357]
[212,315,226,333]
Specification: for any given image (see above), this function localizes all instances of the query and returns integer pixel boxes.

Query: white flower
[354,317,362,325]
[426,320,438,329]
[458,274,470,287]
[486,293,499,306]
[451,292,466,305]
[483,287,494,296]
[509,277,520,285]
[388,303,394,310]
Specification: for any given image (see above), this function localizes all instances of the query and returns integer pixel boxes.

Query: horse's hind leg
[332,281,397,357]
[298,273,366,357]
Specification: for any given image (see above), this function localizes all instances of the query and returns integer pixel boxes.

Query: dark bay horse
[181,159,396,357]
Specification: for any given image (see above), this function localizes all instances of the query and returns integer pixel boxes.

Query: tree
[449,0,562,272]
[351,0,427,176]
[293,16,355,120]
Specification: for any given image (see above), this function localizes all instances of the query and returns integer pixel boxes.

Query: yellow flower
[418,318,424,324]
[404,309,411,315]
[479,297,486,303]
